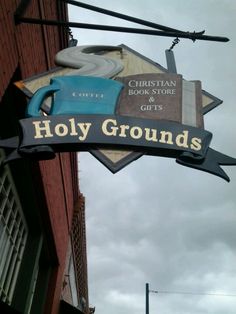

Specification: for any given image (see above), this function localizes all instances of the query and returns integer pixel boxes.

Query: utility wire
[149,289,236,297]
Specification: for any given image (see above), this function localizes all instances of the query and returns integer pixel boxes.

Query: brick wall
[0,1,19,100]
[0,1,88,314]
[72,194,89,313]
[40,152,80,314]
[0,0,68,100]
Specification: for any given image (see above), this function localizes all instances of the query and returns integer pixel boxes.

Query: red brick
[0,2,84,314]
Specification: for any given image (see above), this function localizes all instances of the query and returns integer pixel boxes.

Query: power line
[149,289,236,297]
[145,283,236,314]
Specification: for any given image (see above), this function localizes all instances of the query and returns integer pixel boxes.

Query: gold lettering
[176,131,189,148]
[190,137,202,151]
[55,124,68,137]
[130,126,143,139]
[159,131,173,145]
[78,123,91,141]
[69,118,78,136]
[102,119,118,136]
[119,124,130,137]
[144,128,158,142]
[33,120,53,139]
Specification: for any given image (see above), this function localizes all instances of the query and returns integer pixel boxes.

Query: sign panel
[116,73,203,128]
[6,45,235,181]
[20,115,211,155]
[116,73,183,123]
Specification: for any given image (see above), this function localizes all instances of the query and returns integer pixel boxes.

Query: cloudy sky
[69,1,236,313]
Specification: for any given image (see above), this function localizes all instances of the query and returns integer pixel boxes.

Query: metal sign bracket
[14,0,229,43]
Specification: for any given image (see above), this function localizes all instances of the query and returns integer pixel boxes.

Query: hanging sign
[2,45,235,181]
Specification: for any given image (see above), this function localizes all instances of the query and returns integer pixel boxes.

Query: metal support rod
[14,0,229,42]
[63,0,188,34]
[15,17,229,42]
[146,283,149,314]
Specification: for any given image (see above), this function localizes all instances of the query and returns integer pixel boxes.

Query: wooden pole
[146,283,149,314]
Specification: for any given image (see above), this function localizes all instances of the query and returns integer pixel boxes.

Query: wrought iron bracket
[14,0,229,43]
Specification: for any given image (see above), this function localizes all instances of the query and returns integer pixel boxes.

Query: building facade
[0,1,89,313]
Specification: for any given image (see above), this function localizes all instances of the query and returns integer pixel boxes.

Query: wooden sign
[10,44,235,181]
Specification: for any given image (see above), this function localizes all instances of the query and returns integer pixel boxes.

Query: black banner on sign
[0,114,236,181]
[19,115,211,157]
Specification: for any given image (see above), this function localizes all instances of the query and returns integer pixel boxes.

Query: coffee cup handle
[26,84,60,117]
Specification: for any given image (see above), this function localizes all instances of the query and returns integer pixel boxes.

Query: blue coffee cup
[27,75,123,117]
